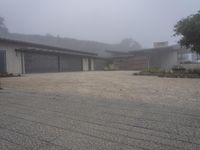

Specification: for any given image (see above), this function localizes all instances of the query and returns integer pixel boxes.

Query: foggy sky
[0,0,200,48]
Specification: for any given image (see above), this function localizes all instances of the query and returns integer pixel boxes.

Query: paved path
[1,88,200,150]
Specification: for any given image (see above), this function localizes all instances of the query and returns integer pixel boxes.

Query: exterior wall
[21,52,25,74]
[82,58,89,71]
[90,58,94,71]
[149,51,178,70]
[112,56,148,70]
[150,54,162,68]
[0,42,22,74]
[160,51,178,70]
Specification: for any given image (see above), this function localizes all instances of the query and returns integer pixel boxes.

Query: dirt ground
[1,71,200,107]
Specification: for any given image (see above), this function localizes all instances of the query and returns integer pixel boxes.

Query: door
[88,59,91,71]
[60,55,82,72]
[24,52,59,73]
[0,50,6,73]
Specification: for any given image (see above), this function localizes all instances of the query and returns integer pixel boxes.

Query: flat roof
[106,45,191,59]
[0,37,98,57]
[128,45,180,54]
[106,45,182,56]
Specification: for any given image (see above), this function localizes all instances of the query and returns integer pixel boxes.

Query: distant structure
[106,44,200,70]
[153,41,168,48]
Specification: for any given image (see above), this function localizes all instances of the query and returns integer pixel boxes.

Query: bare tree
[0,16,9,36]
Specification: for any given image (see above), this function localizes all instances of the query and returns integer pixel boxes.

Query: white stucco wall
[0,42,23,74]
[160,51,178,70]
[90,58,94,71]
[82,58,89,71]
[149,51,179,70]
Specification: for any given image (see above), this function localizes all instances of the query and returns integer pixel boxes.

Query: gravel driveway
[0,71,200,149]
[1,71,200,107]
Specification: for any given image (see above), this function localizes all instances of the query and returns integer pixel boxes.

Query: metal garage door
[24,53,59,73]
[60,55,82,71]
[0,50,6,73]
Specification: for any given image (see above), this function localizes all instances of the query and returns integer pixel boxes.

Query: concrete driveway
[0,71,200,149]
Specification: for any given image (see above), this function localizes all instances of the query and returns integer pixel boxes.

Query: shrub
[188,69,200,75]
[172,65,186,73]
[104,64,118,71]
[142,67,161,73]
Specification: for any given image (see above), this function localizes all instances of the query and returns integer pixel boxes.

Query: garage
[0,38,98,74]
[0,50,6,73]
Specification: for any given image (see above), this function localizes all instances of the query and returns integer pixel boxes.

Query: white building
[0,38,97,74]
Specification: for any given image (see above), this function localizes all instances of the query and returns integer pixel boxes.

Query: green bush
[187,69,200,75]
[172,65,186,73]
[142,67,161,73]
[104,64,118,71]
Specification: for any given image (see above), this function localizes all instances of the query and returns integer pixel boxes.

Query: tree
[0,16,8,36]
[174,10,200,54]
[116,38,142,51]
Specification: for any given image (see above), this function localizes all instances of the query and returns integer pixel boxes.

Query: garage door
[60,55,82,71]
[0,50,6,73]
[24,53,59,73]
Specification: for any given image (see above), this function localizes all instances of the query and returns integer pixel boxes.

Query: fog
[0,0,199,48]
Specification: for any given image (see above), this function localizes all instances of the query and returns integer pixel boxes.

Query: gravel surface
[1,71,200,107]
[0,71,200,150]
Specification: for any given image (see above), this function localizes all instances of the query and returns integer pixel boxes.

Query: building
[153,41,169,48]
[107,45,198,70]
[1,38,198,74]
[0,38,98,74]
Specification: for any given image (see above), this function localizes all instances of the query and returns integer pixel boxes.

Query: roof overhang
[16,47,98,58]
[0,37,98,57]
